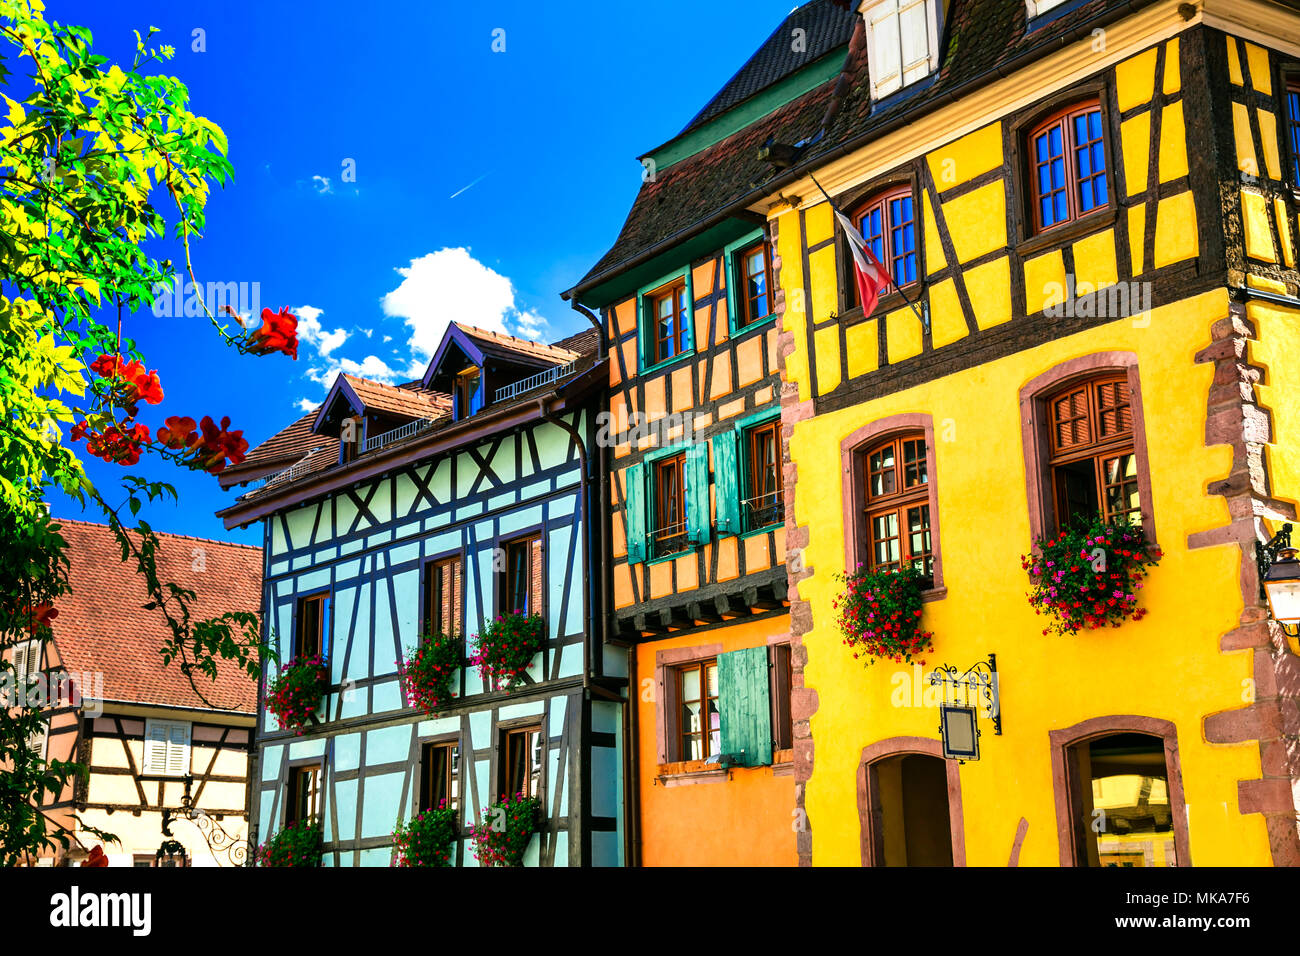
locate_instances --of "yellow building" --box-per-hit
[747,0,1298,865]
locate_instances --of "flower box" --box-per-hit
[257,819,322,867]
[832,563,933,666]
[392,803,458,867]
[470,613,544,693]
[469,792,541,867]
[397,631,462,716]
[265,654,329,735]
[1022,519,1162,636]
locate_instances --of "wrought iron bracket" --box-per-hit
[929,653,1001,736]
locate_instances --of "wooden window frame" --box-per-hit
[422,553,463,638]
[671,657,721,764]
[649,279,689,366]
[841,413,946,599]
[1026,98,1110,235]
[498,722,544,802]
[1284,73,1300,188]
[848,185,919,308]
[637,268,695,373]
[653,643,723,774]
[736,239,773,329]
[1020,353,1156,547]
[418,737,461,813]
[833,173,922,321]
[742,419,784,534]
[499,532,544,619]
[1048,716,1191,867]
[293,590,330,662]
[770,642,794,757]
[284,761,323,827]
[1044,374,1140,533]
[858,431,933,577]
[651,451,691,559]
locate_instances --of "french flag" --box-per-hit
[834,208,892,316]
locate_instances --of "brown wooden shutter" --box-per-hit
[529,535,543,617]
[1052,387,1091,450]
[1095,380,1132,438]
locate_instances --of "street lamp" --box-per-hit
[1258,524,1300,638]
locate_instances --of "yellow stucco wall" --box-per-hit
[784,289,1271,865]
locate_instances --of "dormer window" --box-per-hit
[862,0,944,100]
[454,367,483,421]
[1025,0,1070,19]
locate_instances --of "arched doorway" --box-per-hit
[1050,716,1190,867]
[857,737,965,866]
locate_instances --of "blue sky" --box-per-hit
[45,0,804,545]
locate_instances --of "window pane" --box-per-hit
[902,438,927,487]
[1055,458,1101,529]
[869,445,897,496]
[681,666,701,702]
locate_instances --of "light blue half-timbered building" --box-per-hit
[217,323,626,866]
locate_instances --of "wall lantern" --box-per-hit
[1257,524,1300,638]
[929,654,1001,763]
[154,839,187,868]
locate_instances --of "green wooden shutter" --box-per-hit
[718,646,773,767]
[713,430,741,536]
[686,443,711,544]
[625,462,646,565]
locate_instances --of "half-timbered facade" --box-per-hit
[560,4,858,867]
[218,324,624,866]
[16,520,259,866]
[753,0,1299,866]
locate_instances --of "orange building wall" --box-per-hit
[635,615,796,867]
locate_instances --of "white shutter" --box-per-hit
[899,0,931,86]
[869,0,902,99]
[143,719,191,775]
[166,722,191,775]
[12,639,39,680]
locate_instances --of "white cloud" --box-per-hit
[311,175,332,195]
[294,304,349,358]
[379,248,549,358]
[297,397,319,414]
[290,250,553,405]
[306,354,407,389]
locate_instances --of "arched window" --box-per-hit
[1045,374,1139,532]
[1029,99,1108,232]
[861,431,931,576]
[848,185,917,308]
[842,414,945,594]
[1020,354,1155,545]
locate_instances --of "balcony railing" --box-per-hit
[362,418,435,454]
[493,361,577,404]
[651,522,692,560]
[262,451,324,490]
[742,489,784,533]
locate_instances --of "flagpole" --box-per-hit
[807,172,929,335]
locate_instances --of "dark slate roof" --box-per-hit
[573,0,1141,299]
[674,0,858,138]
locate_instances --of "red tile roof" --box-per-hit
[50,519,261,714]
[455,323,585,366]
[342,375,450,420]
